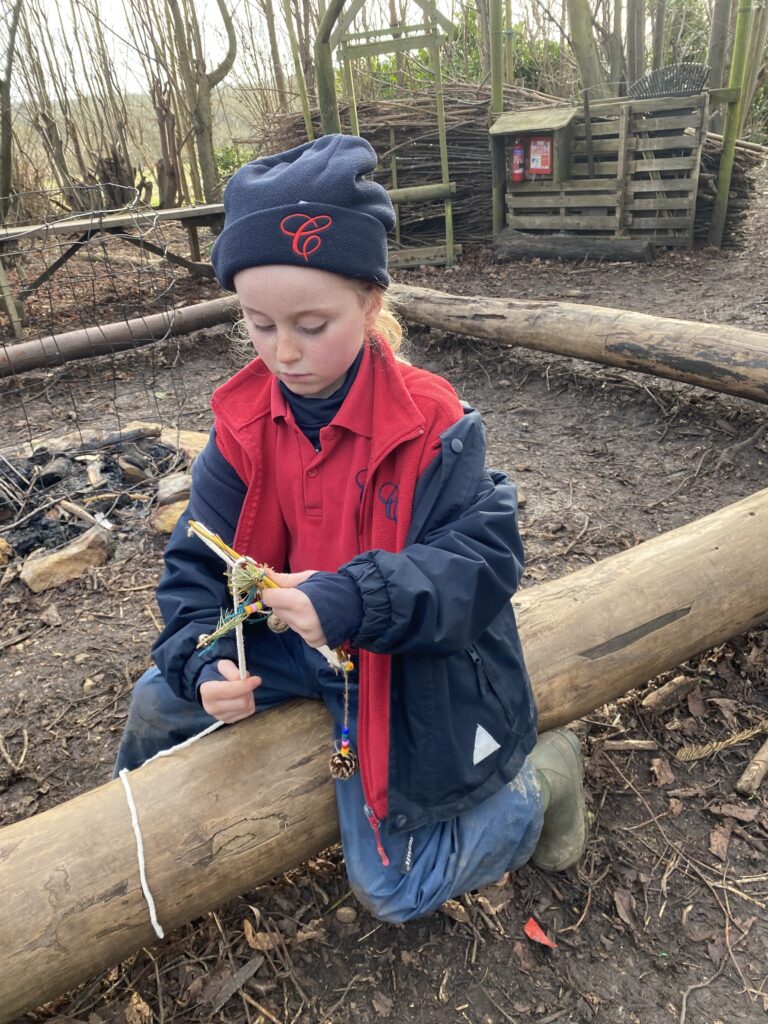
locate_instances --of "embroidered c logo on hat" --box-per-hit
[280,213,333,260]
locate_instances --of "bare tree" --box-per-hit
[566,0,609,94]
[166,0,237,202]
[626,0,646,85]
[0,0,23,219]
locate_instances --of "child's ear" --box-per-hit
[363,287,384,328]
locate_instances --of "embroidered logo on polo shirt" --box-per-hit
[377,482,399,522]
[280,212,333,260]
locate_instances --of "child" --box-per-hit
[116,134,587,922]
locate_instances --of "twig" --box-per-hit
[735,737,768,797]
[712,425,765,475]
[0,729,29,771]
[678,958,727,1024]
[562,515,589,556]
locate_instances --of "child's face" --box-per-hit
[235,265,383,399]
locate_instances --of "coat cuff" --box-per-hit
[298,572,364,649]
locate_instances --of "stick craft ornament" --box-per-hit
[186,520,358,780]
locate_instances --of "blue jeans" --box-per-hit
[116,636,544,923]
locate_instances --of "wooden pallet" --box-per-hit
[505,93,708,247]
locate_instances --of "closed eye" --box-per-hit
[300,323,327,336]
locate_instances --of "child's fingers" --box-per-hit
[263,568,316,588]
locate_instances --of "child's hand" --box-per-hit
[199,659,261,723]
[261,569,327,648]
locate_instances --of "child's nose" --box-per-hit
[276,331,302,363]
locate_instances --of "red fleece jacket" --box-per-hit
[211,339,463,820]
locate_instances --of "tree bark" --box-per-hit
[707,0,734,132]
[476,0,493,82]
[166,0,237,202]
[387,282,768,405]
[566,0,608,96]
[651,0,666,70]
[261,0,289,110]
[626,0,646,85]
[0,0,23,221]
[2,485,768,1021]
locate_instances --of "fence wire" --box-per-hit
[0,185,228,564]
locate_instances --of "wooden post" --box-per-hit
[709,0,754,247]
[2,487,768,1021]
[490,0,506,236]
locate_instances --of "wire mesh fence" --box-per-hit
[0,185,230,570]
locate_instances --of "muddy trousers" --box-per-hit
[115,635,544,924]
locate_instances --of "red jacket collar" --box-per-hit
[211,337,427,463]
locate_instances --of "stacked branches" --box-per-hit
[245,84,561,244]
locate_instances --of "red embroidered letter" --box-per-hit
[280,213,333,260]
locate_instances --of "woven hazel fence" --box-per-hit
[245,84,761,246]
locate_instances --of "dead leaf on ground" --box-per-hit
[511,939,537,975]
[709,822,733,861]
[710,698,739,729]
[650,756,675,786]
[39,602,63,626]
[613,888,637,928]
[123,992,152,1024]
[710,803,760,823]
[687,687,707,718]
[668,797,684,817]
[372,990,394,1017]
[440,898,470,924]
[243,917,278,951]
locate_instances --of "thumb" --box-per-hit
[217,659,261,688]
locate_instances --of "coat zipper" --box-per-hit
[468,645,489,696]
[356,424,424,870]
[364,804,390,866]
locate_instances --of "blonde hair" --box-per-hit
[356,282,404,353]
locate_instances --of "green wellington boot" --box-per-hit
[529,728,588,872]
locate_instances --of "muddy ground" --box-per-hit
[1,174,768,1024]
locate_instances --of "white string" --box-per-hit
[232,557,249,680]
[118,720,225,939]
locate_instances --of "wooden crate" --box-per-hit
[505,93,708,248]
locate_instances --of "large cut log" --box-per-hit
[494,227,655,263]
[388,283,768,406]
[2,487,768,1021]
[0,295,238,377]
[5,287,768,412]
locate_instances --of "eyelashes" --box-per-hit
[249,322,327,336]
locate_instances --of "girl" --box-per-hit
[116,134,587,922]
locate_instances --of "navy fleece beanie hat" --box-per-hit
[211,134,395,292]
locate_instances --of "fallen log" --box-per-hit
[0,295,238,377]
[494,227,655,263]
[5,287,768,411]
[2,486,768,1021]
[388,283,768,406]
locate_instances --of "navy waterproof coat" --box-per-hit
[152,408,538,835]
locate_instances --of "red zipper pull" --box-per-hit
[364,805,390,866]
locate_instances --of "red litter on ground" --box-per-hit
[524,916,558,948]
